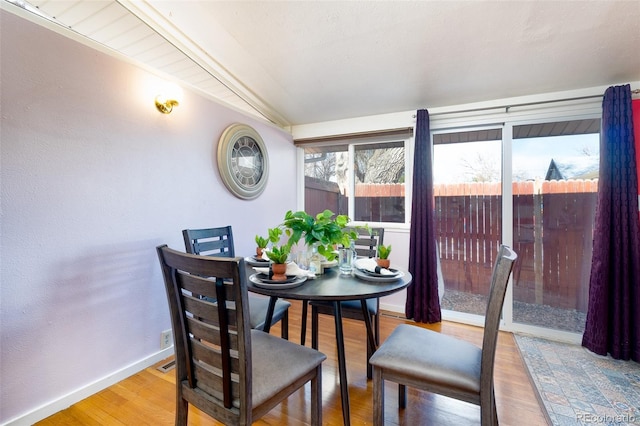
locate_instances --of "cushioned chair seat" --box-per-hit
[369,324,481,395]
[250,330,327,407]
[249,295,291,331]
[202,293,290,332]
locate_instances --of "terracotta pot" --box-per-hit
[256,247,264,258]
[376,258,391,269]
[271,263,287,281]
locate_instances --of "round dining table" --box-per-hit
[245,264,412,426]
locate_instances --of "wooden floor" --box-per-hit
[37,301,548,425]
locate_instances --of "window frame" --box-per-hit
[297,135,414,229]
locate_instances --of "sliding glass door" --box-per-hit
[433,119,600,336]
[433,127,503,317]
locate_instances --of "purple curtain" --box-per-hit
[405,109,441,323]
[582,84,640,361]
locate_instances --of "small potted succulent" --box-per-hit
[255,227,283,259]
[254,234,269,258]
[376,244,392,269]
[265,244,291,281]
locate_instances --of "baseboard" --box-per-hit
[379,301,405,316]
[1,347,175,426]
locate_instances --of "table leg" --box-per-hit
[333,301,350,426]
[262,296,277,334]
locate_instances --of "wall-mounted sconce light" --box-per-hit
[155,95,179,114]
[154,82,183,114]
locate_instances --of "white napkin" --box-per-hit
[253,262,316,279]
[354,258,396,275]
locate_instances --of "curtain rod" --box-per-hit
[293,127,414,145]
[421,89,640,118]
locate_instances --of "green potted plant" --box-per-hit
[265,244,291,281]
[254,234,269,258]
[255,227,283,258]
[376,244,392,269]
[282,209,356,262]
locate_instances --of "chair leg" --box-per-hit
[176,394,188,426]
[281,310,289,340]
[311,365,322,426]
[492,398,498,426]
[367,341,373,379]
[482,387,498,426]
[374,311,380,346]
[311,305,319,349]
[398,384,406,409]
[301,300,308,345]
[373,368,385,426]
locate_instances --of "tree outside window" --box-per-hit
[304,141,406,223]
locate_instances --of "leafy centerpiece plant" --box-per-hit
[256,210,358,278]
[281,209,357,262]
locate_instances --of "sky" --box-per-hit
[433,134,600,183]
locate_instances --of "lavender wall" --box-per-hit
[0,9,297,424]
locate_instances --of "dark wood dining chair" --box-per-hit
[308,227,385,379]
[183,226,291,339]
[369,244,517,426]
[156,245,326,426]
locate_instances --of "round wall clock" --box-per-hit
[217,123,269,200]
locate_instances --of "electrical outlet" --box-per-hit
[160,329,173,350]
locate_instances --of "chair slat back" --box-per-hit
[156,245,251,421]
[183,226,235,258]
[346,227,385,258]
[480,245,517,388]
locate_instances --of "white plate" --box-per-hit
[360,268,401,278]
[244,256,270,266]
[249,273,307,289]
[253,273,299,284]
[354,268,404,282]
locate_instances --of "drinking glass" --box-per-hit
[338,248,354,275]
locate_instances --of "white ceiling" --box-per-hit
[8,0,640,128]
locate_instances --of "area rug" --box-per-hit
[514,334,640,425]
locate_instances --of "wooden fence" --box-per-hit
[435,180,598,312]
[306,177,598,312]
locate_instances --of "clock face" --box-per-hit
[231,136,264,188]
[217,124,269,199]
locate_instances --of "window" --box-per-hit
[303,140,407,224]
